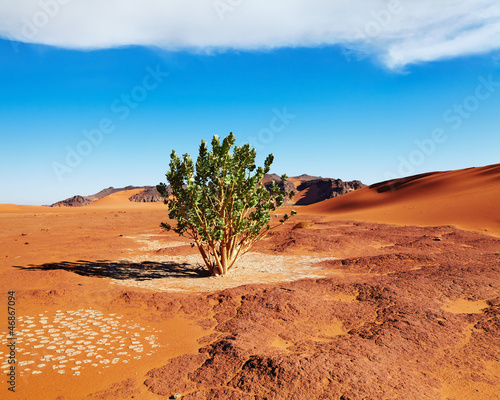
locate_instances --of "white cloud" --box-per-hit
[0,0,499,68]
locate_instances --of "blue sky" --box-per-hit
[0,1,499,205]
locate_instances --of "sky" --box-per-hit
[0,1,499,205]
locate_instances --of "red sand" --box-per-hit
[0,164,499,399]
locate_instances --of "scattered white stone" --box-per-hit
[6,309,161,377]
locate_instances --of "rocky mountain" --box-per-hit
[51,195,93,207]
[293,173,322,181]
[128,186,164,203]
[50,175,366,207]
[263,175,365,205]
[263,179,297,205]
[295,178,366,205]
[51,186,148,207]
[261,173,282,183]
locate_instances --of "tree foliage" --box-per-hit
[157,132,296,276]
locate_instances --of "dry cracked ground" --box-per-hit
[1,215,499,400]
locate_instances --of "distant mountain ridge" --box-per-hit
[50,175,366,207]
[51,185,149,207]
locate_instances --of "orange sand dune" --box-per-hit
[303,163,500,236]
[87,188,163,208]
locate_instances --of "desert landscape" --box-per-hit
[1,163,499,399]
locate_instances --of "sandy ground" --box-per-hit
[0,164,499,399]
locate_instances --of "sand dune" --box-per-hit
[87,188,152,208]
[303,163,500,236]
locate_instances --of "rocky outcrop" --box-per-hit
[295,178,365,205]
[262,173,282,183]
[264,179,296,201]
[129,187,164,203]
[293,173,322,181]
[51,195,93,207]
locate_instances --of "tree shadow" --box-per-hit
[13,260,211,280]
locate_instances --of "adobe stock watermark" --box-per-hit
[11,0,72,54]
[341,0,403,63]
[51,64,169,182]
[213,0,244,22]
[244,107,296,152]
[384,73,500,181]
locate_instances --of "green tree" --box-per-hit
[157,132,296,276]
